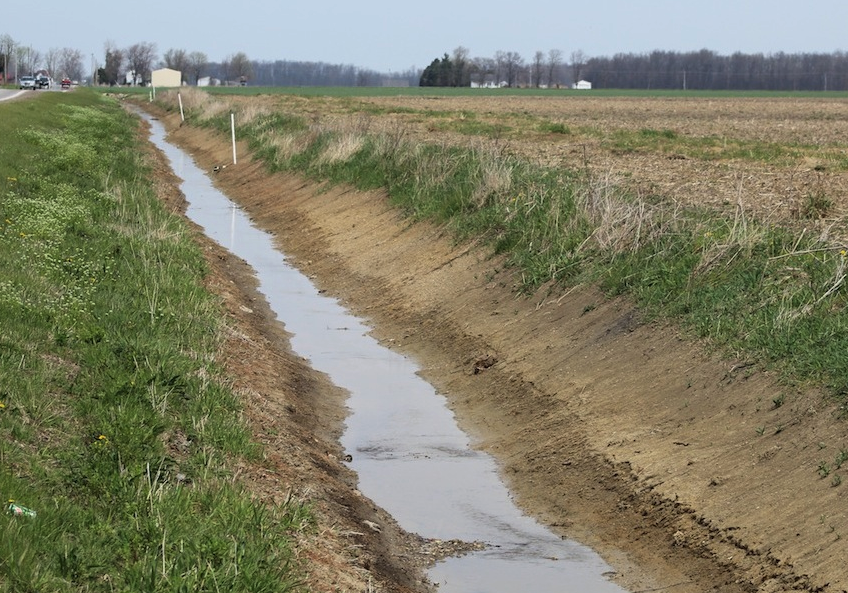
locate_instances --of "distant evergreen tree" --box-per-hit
[419,53,461,87]
[419,57,441,86]
[438,53,454,85]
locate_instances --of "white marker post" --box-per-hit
[230,113,237,165]
[178,93,184,122]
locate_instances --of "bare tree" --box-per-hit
[187,51,208,85]
[58,48,84,81]
[44,48,61,79]
[546,49,563,88]
[501,51,524,87]
[0,34,15,83]
[14,45,41,76]
[531,50,544,87]
[452,45,471,86]
[125,41,157,85]
[223,51,251,84]
[494,50,506,85]
[102,41,123,85]
[471,56,495,86]
[570,49,587,85]
[162,48,189,82]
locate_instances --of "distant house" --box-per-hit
[471,78,508,89]
[151,68,182,88]
[572,79,592,90]
[125,70,143,86]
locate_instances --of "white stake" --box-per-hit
[178,93,184,122]
[230,113,237,165]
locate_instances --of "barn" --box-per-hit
[151,68,182,88]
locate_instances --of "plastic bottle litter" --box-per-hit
[7,502,36,518]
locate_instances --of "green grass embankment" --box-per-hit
[0,90,308,592]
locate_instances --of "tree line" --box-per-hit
[0,32,413,88]
[582,49,848,91]
[421,47,848,91]
[239,61,418,87]
[99,42,254,87]
[420,47,589,88]
[7,31,848,91]
[0,34,87,82]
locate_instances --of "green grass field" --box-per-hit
[0,90,309,592]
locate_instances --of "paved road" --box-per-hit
[0,88,32,101]
[0,85,69,101]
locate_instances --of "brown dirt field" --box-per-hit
[138,95,848,593]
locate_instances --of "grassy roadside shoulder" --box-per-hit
[156,88,848,404]
[0,90,309,592]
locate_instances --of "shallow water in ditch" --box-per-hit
[142,112,628,593]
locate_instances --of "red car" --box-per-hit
[60,78,71,89]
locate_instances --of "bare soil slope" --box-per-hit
[145,102,848,593]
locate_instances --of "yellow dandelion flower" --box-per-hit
[0,402,5,409]
[841,249,846,257]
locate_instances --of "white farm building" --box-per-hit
[151,68,182,88]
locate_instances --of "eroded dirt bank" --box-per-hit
[144,104,848,593]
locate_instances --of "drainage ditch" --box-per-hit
[142,112,627,593]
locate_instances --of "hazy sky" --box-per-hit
[7,0,848,73]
